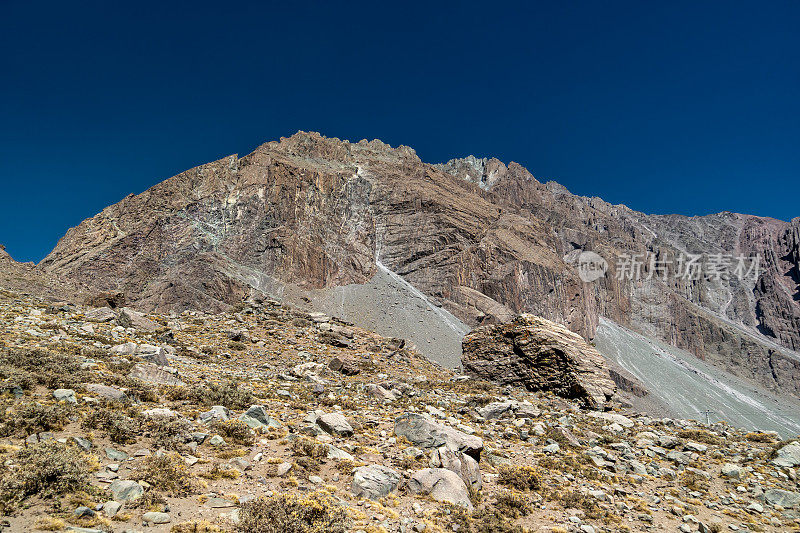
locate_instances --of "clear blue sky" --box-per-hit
[1,1,798,262]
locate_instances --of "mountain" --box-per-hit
[34,132,800,398]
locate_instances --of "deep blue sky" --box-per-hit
[1,1,798,262]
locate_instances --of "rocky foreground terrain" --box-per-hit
[0,287,799,532]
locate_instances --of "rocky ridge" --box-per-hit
[30,132,800,399]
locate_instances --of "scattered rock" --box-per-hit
[409,468,473,510]
[351,464,401,499]
[53,388,77,403]
[317,412,354,437]
[109,480,143,502]
[394,412,483,461]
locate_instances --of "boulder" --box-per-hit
[111,343,171,365]
[477,400,516,420]
[430,446,482,490]
[351,465,401,499]
[764,488,800,508]
[109,480,143,502]
[395,412,483,461]
[720,463,741,480]
[142,511,171,524]
[329,356,360,376]
[240,405,281,430]
[128,363,184,386]
[85,383,126,401]
[84,307,116,322]
[317,412,354,437]
[135,344,169,366]
[409,468,473,510]
[772,441,800,468]
[462,314,617,409]
[117,307,159,332]
[102,500,122,518]
[53,389,77,404]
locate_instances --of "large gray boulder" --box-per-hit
[117,307,159,332]
[128,363,184,386]
[462,314,617,409]
[764,488,800,508]
[409,468,473,510]
[109,480,143,502]
[394,413,483,461]
[317,412,354,437]
[351,465,400,499]
[772,441,800,468]
[430,445,482,491]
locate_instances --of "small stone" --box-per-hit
[142,511,171,524]
[73,506,95,518]
[109,480,144,502]
[102,500,122,518]
[53,388,77,403]
[277,462,293,476]
[105,447,128,461]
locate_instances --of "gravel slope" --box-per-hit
[596,317,800,438]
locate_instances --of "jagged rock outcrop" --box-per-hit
[31,132,800,397]
[461,314,617,409]
[0,244,80,301]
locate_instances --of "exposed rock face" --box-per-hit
[33,132,800,396]
[462,315,617,409]
[0,243,80,301]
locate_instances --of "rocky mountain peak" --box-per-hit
[28,133,800,403]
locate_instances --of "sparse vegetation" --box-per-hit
[131,453,199,496]
[0,347,89,389]
[0,399,73,436]
[497,464,540,491]
[82,406,141,444]
[0,441,90,512]
[236,491,348,533]
[210,419,255,446]
[196,380,255,409]
[145,416,193,451]
[494,489,532,518]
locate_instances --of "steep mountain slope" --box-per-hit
[595,317,800,437]
[0,244,79,301]
[37,132,800,398]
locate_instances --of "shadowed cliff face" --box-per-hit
[36,132,800,395]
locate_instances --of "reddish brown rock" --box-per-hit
[462,314,617,409]
[28,132,800,397]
